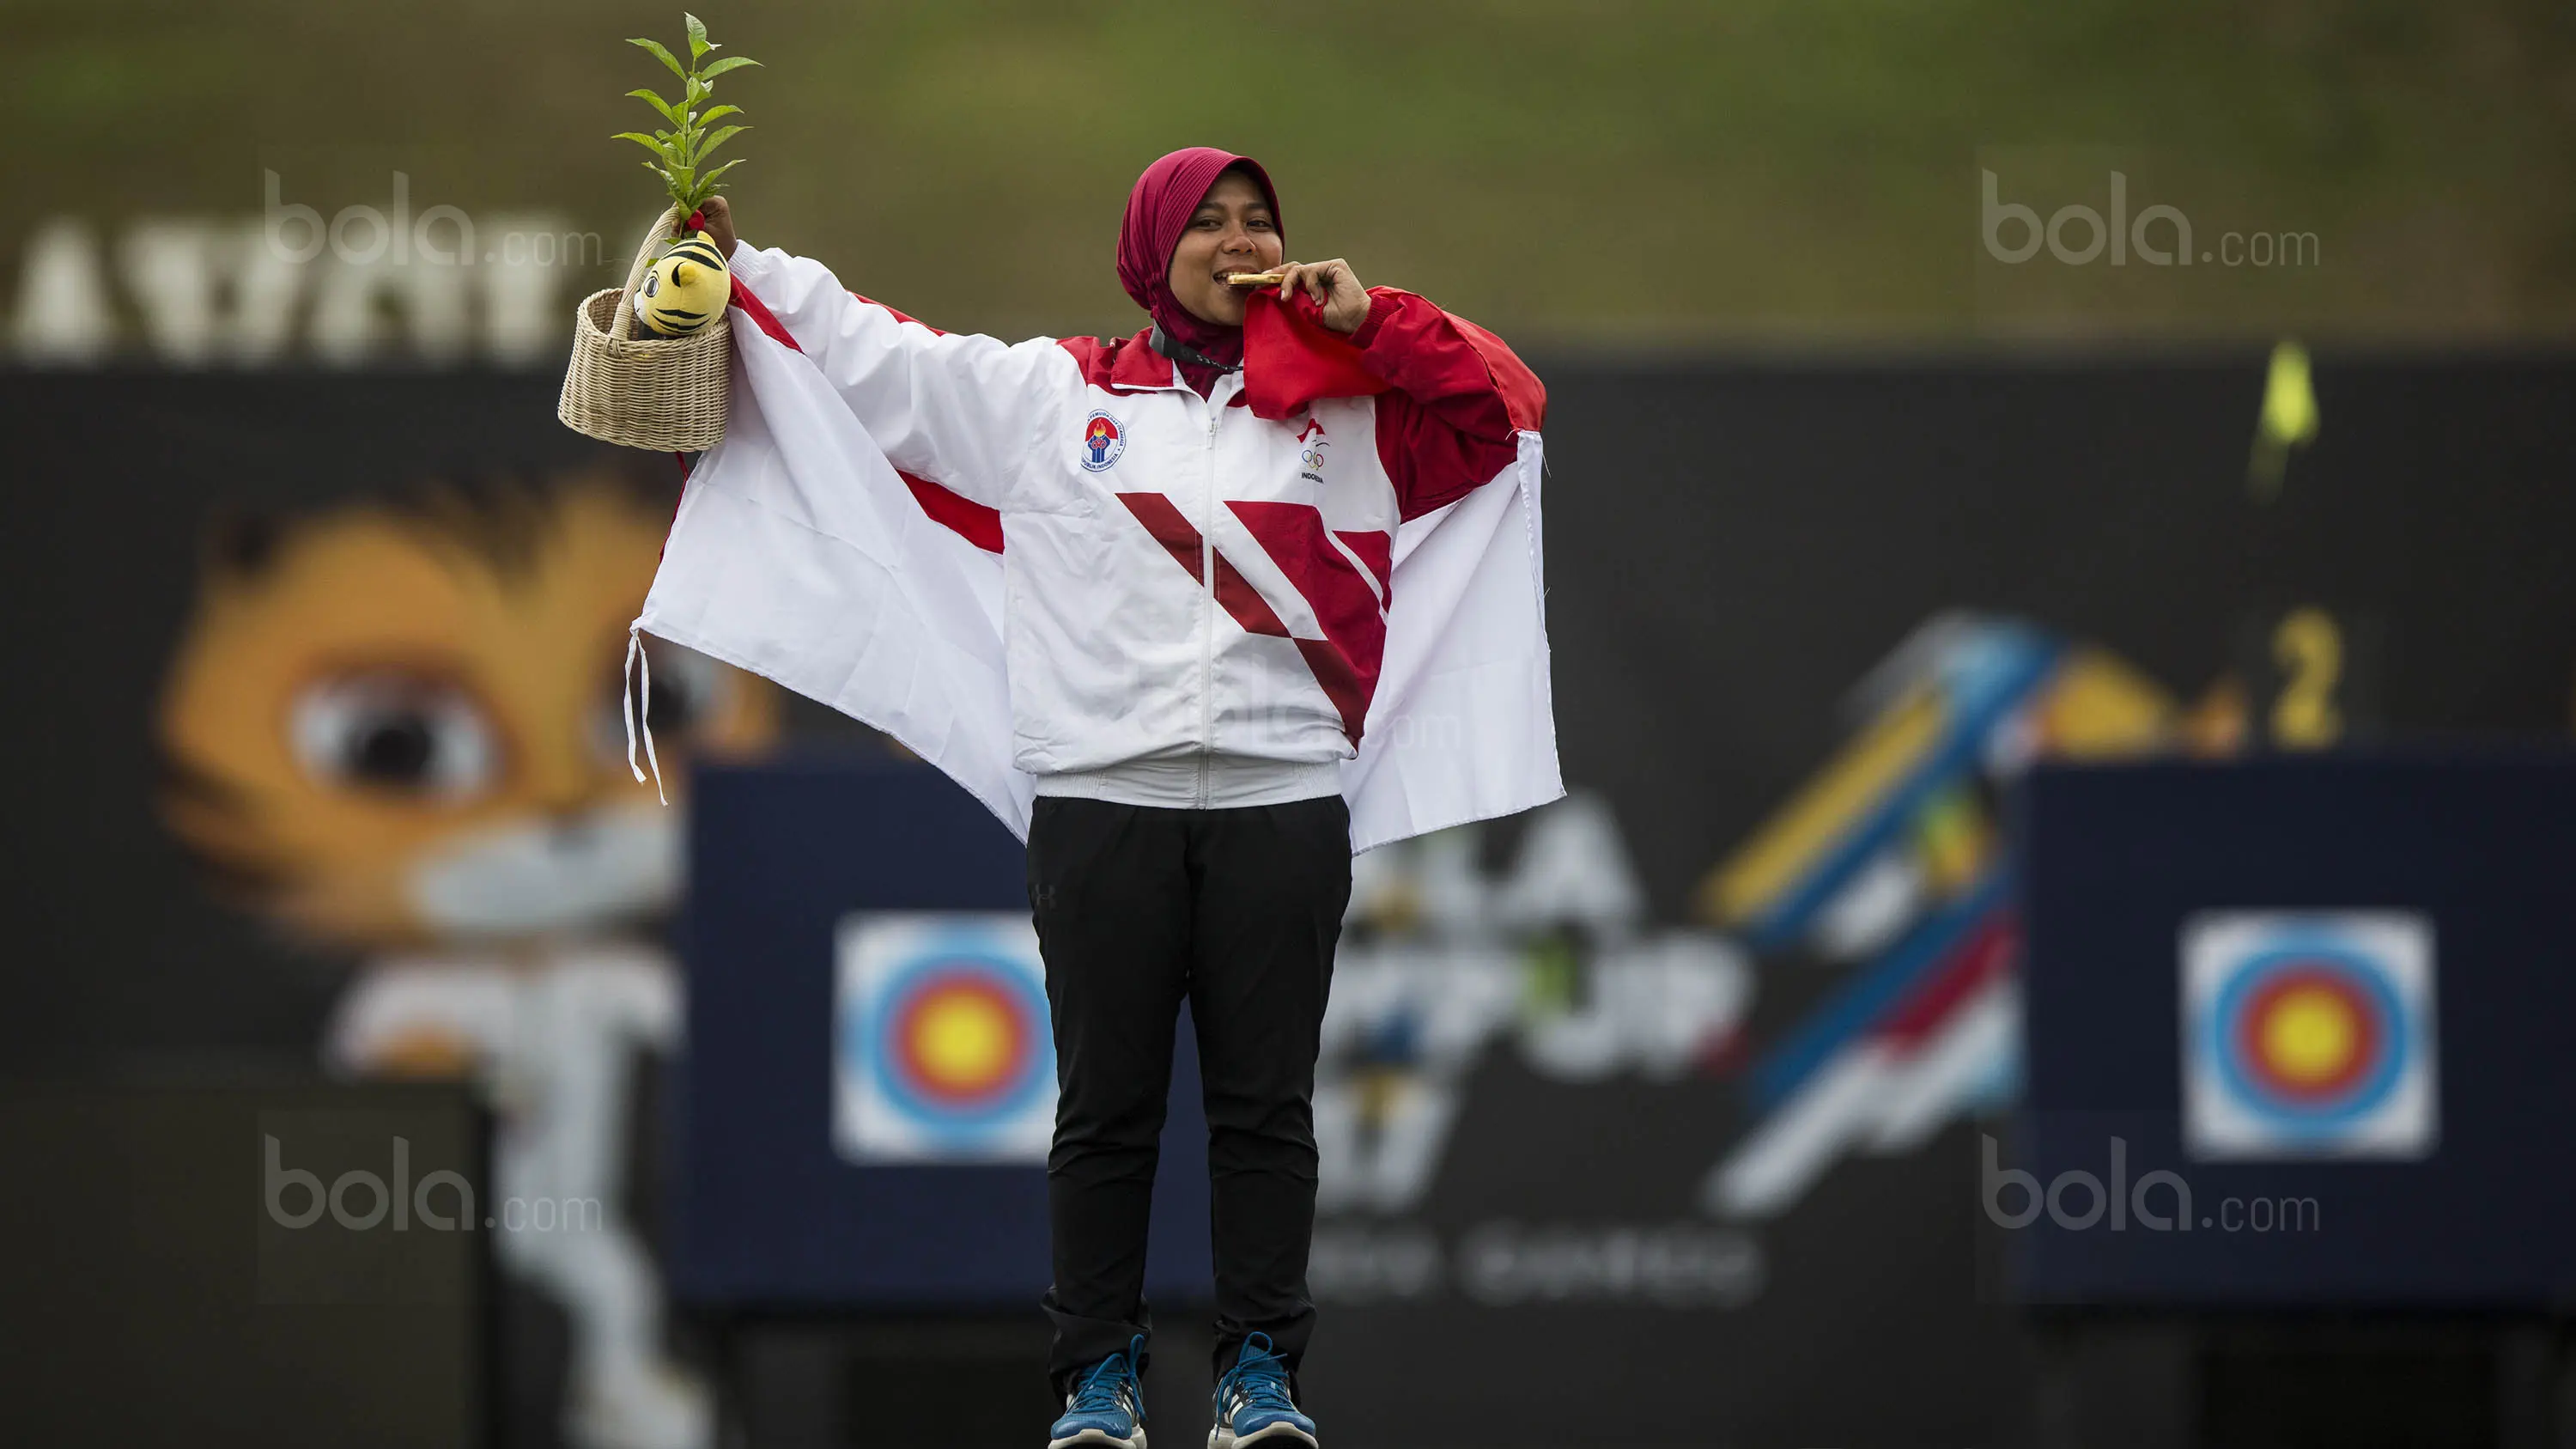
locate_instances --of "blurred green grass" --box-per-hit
[14,0,2575,341]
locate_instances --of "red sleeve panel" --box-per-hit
[1349,289,1546,521]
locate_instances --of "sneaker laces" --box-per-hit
[1219,1332,1297,1416]
[1069,1336,1145,1418]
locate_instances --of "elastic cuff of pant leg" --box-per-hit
[1046,1301,1155,1394]
[1214,1338,1304,1368]
[1051,1348,1154,1400]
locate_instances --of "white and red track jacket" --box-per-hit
[721,240,1547,809]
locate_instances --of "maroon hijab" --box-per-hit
[1116,147,1282,394]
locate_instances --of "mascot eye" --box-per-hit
[291,673,501,801]
[593,642,727,763]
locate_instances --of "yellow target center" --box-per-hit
[914,991,1013,1092]
[2260,986,2358,1084]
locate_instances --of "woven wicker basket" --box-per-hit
[557,206,731,451]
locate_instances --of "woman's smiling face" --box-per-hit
[1165,169,1285,328]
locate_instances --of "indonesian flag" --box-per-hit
[628,278,1562,854]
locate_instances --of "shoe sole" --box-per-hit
[1206,1426,1316,1449]
[1052,1430,1145,1449]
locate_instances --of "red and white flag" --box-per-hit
[628,273,1561,853]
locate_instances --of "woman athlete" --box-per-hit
[696,144,1538,1449]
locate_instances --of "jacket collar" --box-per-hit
[1150,323,1241,375]
[1103,328,1206,396]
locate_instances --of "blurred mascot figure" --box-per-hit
[156,466,779,1449]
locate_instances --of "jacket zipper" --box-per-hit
[1197,404,1219,807]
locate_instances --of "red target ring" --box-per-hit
[887,971,1030,1111]
[2231,962,2384,1105]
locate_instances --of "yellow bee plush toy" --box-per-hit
[632,232,731,338]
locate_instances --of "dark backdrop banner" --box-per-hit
[7,353,2574,1447]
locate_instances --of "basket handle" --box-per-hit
[610,204,686,342]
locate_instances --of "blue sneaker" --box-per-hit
[1207,1333,1315,1449]
[1050,1335,1148,1449]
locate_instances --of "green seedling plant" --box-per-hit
[615,14,759,228]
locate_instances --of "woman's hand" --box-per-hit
[693,195,738,258]
[1274,259,1369,334]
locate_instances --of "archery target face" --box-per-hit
[834,912,1056,1164]
[2181,911,2437,1161]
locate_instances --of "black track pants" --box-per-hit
[1028,793,1351,1394]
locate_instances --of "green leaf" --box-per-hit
[626,88,682,125]
[694,105,741,126]
[685,75,708,106]
[697,158,745,187]
[611,131,671,161]
[698,55,761,81]
[627,36,688,81]
[684,13,710,59]
[695,125,748,163]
